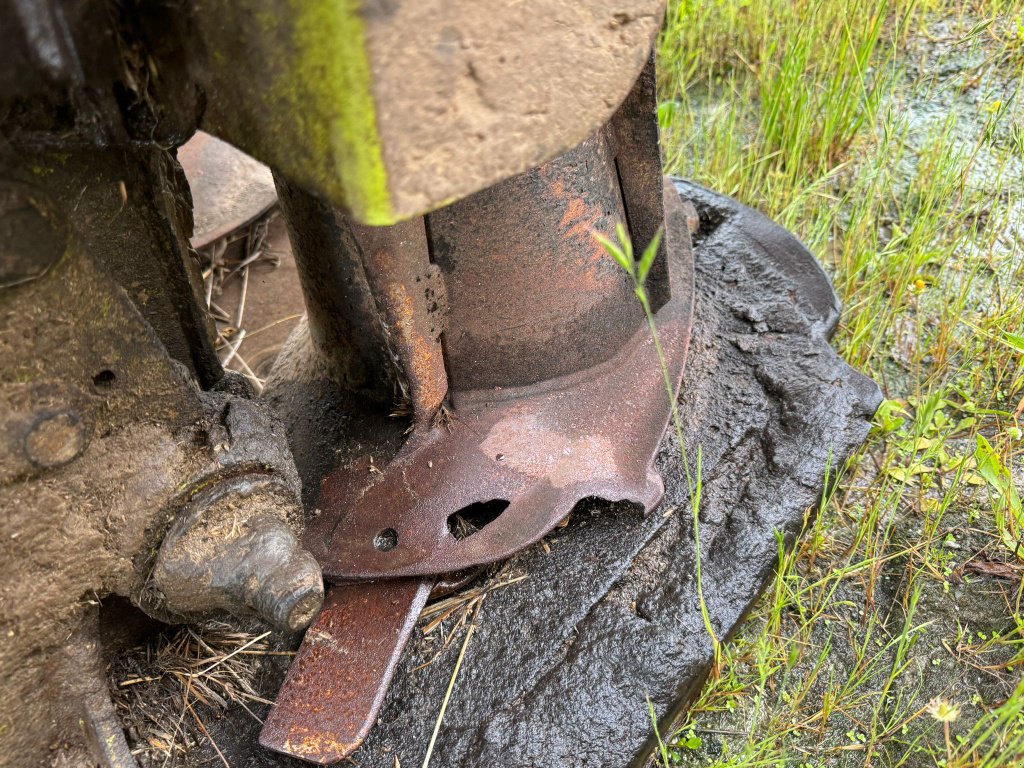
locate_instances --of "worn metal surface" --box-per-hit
[306,222,692,579]
[608,55,671,310]
[426,128,642,391]
[259,579,433,764]
[152,471,324,632]
[0,143,222,387]
[0,182,65,288]
[178,131,278,249]
[274,176,402,402]
[256,68,691,758]
[355,218,449,427]
[0,193,186,764]
[63,618,140,768]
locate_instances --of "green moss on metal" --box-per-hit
[284,0,393,224]
[199,0,395,223]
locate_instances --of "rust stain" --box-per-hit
[558,196,586,229]
[385,283,447,419]
[353,217,449,430]
[558,197,604,247]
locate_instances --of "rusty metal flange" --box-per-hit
[305,199,693,580]
[259,182,694,764]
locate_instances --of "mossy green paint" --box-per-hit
[202,0,394,224]
[285,0,393,224]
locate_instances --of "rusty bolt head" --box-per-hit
[276,584,324,632]
[24,411,88,468]
[0,185,67,289]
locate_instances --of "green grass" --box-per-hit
[655,1,1024,766]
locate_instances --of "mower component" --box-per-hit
[259,579,433,764]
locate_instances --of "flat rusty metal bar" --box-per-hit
[354,218,449,428]
[259,579,433,764]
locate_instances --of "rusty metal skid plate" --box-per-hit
[306,237,693,580]
[260,579,432,763]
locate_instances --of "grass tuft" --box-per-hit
[656,0,1024,765]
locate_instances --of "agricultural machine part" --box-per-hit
[187,0,664,224]
[255,60,694,764]
[152,474,325,632]
[260,579,434,763]
[0,168,323,765]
